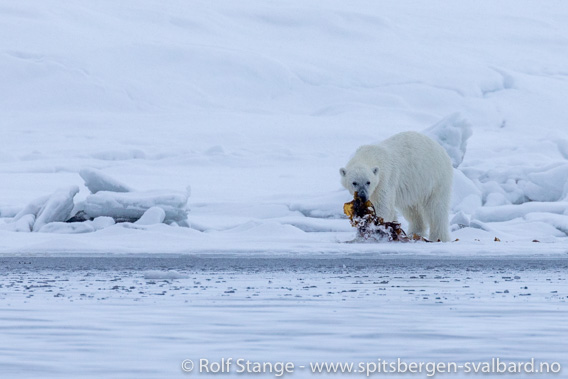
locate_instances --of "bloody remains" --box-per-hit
[343,192,429,242]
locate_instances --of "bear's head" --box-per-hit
[339,165,379,203]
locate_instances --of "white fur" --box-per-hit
[340,131,453,242]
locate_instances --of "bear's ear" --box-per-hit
[339,168,347,177]
[373,167,379,175]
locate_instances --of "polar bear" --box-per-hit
[340,131,453,242]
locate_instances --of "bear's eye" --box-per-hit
[352,182,357,186]
[366,181,370,186]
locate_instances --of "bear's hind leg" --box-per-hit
[402,205,426,238]
[425,190,451,242]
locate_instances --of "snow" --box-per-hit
[38,221,96,234]
[451,169,483,215]
[423,113,472,168]
[0,214,35,233]
[1,1,568,375]
[0,0,566,252]
[36,216,116,234]
[475,202,568,223]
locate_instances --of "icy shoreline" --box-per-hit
[1,244,567,259]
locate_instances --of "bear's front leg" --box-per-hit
[372,190,397,222]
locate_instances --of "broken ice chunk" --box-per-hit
[33,186,80,232]
[135,206,166,225]
[12,195,49,222]
[77,190,188,224]
[143,270,188,280]
[92,216,116,230]
[79,168,133,194]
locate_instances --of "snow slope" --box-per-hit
[1,0,568,255]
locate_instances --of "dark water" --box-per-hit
[0,256,567,378]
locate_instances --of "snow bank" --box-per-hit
[525,213,568,235]
[451,169,482,215]
[0,205,20,218]
[474,202,568,223]
[423,113,472,168]
[38,221,96,234]
[465,162,568,207]
[522,164,568,202]
[288,191,347,219]
[1,1,568,252]
[558,139,568,160]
